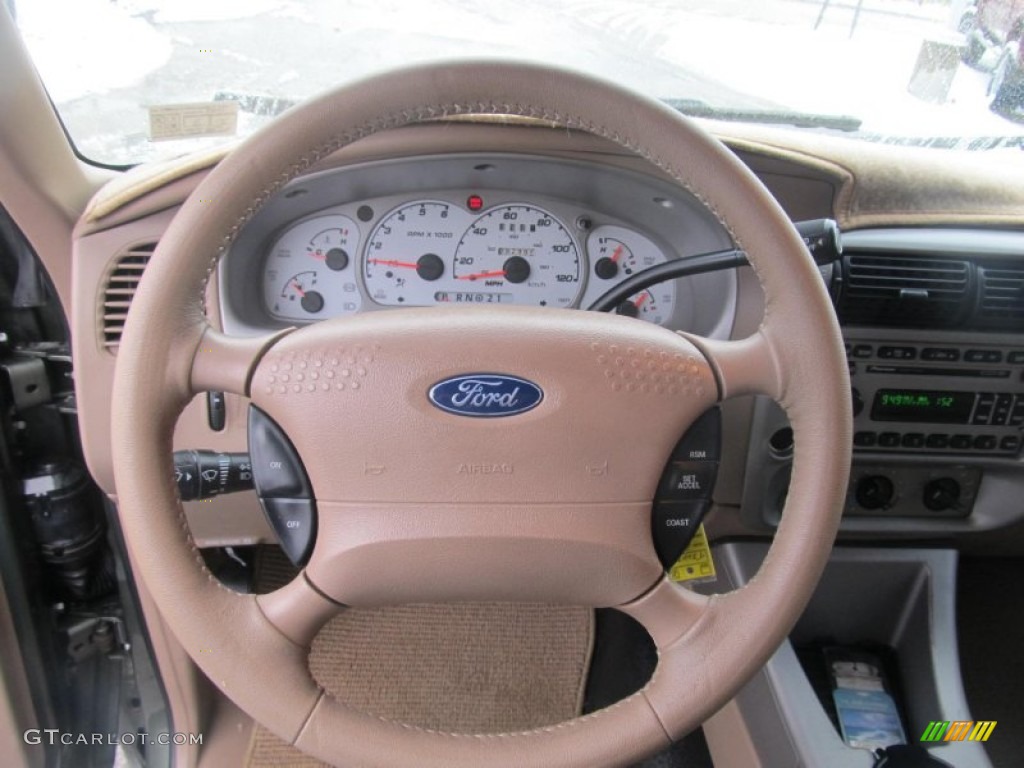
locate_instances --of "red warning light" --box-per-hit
[467,194,484,212]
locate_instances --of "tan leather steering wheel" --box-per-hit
[111,61,851,767]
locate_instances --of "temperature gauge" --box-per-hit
[263,214,362,321]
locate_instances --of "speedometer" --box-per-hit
[451,204,581,307]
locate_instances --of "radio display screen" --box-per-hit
[871,389,975,424]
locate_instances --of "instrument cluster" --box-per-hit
[262,193,677,326]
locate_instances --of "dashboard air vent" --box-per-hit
[838,253,971,328]
[977,263,1024,329]
[102,243,155,352]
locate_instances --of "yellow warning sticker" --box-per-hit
[668,524,717,584]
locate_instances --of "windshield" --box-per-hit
[12,0,1024,165]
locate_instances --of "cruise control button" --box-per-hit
[659,461,718,501]
[670,407,721,462]
[248,406,312,498]
[259,497,317,566]
[651,500,710,570]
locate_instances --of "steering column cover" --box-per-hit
[111,60,851,767]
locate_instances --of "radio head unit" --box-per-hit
[849,343,1023,456]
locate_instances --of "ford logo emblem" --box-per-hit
[428,374,543,418]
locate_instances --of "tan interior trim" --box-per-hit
[76,114,1024,241]
[711,120,1024,231]
[82,144,238,225]
[703,699,763,768]
[0,9,113,314]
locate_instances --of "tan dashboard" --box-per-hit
[70,120,1024,548]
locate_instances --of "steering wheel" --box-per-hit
[111,61,851,767]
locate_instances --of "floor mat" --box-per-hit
[246,552,594,766]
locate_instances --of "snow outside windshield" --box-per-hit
[12,0,1024,165]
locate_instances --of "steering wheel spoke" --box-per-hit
[190,327,293,397]
[681,330,783,402]
[617,577,711,650]
[256,571,343,647]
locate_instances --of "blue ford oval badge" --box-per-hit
[428,374,543,418]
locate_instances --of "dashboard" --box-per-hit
[218,153,738,339]
[66,124,1024,555]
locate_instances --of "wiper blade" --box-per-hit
[663,98,862,133]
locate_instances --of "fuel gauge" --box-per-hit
[280,271,325,314]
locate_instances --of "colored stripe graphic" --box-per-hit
[920,720,997,742]
[944,721,973,741]
[968,721,997,742]
[920,721,949,742]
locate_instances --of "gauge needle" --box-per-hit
[290,280,306,297]
[633,292,648,309]
[610,245,624,263]
[368,258,419,269]
[457,270,507,281]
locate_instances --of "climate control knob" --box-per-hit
[922,478,961,512]
[855,475,895,511]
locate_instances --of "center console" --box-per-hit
[740,228,1024,533]
[702,544,991,768]
[717,228,1023,766]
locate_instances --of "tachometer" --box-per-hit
[263,215,361,321]
[364,201,465,306]
[452,204,581,307]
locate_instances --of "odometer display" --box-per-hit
[870,389,975,423]
[452,204,581,307]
